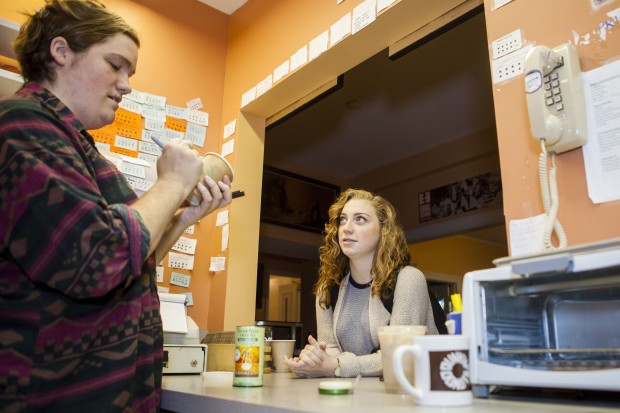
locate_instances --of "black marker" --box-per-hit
[232,190,245,199]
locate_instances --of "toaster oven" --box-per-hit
[462,237,620,396]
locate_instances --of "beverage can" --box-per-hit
[233,326,264,387]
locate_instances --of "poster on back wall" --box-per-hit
[418,171,502,223]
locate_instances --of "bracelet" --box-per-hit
[334,358,341,377]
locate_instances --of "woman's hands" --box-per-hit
[283,335,339,378]
[176,174,232,228]
[141,141,233,259]
[155,138,203,200]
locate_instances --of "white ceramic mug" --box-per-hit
[392,335,472,406]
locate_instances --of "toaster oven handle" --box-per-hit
[511,252,573,277]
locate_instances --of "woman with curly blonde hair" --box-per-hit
[284,189,438,378]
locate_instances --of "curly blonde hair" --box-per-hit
[315,188,411,309]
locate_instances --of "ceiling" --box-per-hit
[262,10,507,249]
[264,10,496,181]
[192,2,507,251]
[196,0,248,15]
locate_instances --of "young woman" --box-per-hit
[0,1,231,411]
[284,189,438,378]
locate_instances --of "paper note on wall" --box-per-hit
[290,45,308,72]
[377,0,396,13]
[209,256,226,272]
[256,74,273,98]
[330,13,351,47]
[352,0,376,35]
[582,59,620,203]
[241,87,257,107]
[309,30,328,61]
[186,97,203,111]
[170,272,191,288]
[274,60,290,83]
[185,122,206,148]
[216,210,229,227]
[509,214,546,257]
[223,119,237,139]
[493,0,515,10]
[168,252,195,270]
[172,236,198,255]
[221,223,229,251]
[222,139,235,157]
[187,110,209,126]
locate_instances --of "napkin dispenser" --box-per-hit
[159,292,207,374]
[163,343,207,374]
[162,316,207,374]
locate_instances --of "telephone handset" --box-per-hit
[523,43,588,251]
[524,43,587,153]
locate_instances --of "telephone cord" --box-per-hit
[538,140,568,250]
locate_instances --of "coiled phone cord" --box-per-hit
[539,139,568,250]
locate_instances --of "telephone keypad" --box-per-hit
[544,73,563,112]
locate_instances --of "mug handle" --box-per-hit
[392,344,423,399]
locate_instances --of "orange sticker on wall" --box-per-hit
[89,124,116,146]
[115,108,142,129]
[116,125,141,140]
[110,146,139,158]
[165,115,188,133]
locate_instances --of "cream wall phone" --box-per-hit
[523,43,588,250]
[524,43,587,153]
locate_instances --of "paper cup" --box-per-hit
[378,325,427,394]
[186,152,234,206]
[269,340,295,373]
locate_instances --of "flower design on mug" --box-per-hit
[439,351,470,390]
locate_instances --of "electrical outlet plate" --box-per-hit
[492,29,523,60]
[492,45,532,84]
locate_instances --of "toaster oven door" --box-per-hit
[478,265,620,371]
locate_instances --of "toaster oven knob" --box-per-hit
[190,359,198,367]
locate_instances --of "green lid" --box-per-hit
[318,380,353,395]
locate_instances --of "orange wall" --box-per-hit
[0,0,229,328]
[482,0,620,246]
[6,0,618,332]
[412,236,507,276]
[411,236,508,292]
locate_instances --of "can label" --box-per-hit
[233,326,264,387]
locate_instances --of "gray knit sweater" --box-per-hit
[315,266,438,378]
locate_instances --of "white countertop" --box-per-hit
[161,372,620,413]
